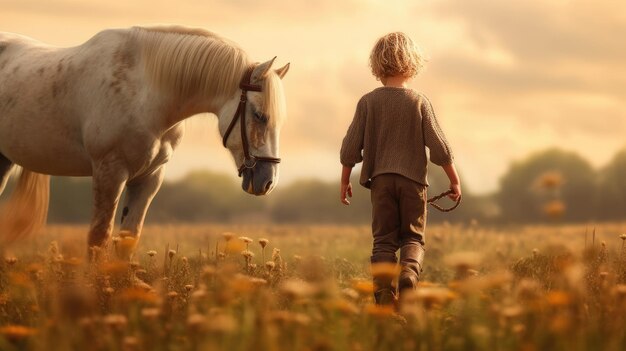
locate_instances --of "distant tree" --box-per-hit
[148,171,266,222]
[36,147,617,225]
[1,176,93,223]
[270,177,371,223]
[498,148,597,222]
[269,167,492,225]
[597,148,626,220]
[48,177,92,223]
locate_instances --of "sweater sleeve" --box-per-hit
[340,98,367,167]
[421,96,454,166]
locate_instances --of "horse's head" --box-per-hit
[218,57,289,196]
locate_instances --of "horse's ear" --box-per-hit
[251,57,277,84]
[275,63,290,79]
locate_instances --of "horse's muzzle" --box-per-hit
[241,162,278,196]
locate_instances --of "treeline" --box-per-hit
[497,148,626,222]
[2,147,625,224]
[38,167,491,225]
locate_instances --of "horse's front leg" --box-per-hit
[88,156,128,259]
[116,167,165,260]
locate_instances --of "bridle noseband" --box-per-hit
[222,66,281,177]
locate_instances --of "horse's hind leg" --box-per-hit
[0,153,15,196]
[116,167,164,260]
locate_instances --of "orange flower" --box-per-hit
[9,272,33,288]
[413,287,457,309]
[206,314,237,334]
[280,279,317,299]
[543,201,565,219]
[351,280,375,295]
[325,298,359,315]
[535,171,564,190]
[224,239,246,254]
[0,325,37,341]
[614,284,626,297]
[61,257,82,267]
[229,274,266,293]
[370,262,400,280]
[364,304,395,318]
[546,291,571,306]
[239,236,253,244]
[118,287,160,304]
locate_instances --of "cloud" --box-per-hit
[3,0,154,18]
[432,0,626,63]
[426,0,626,98]
[418,0,626,172]
[2,0,366,25]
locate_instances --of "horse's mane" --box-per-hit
[130,25,285,126]
[131,25,250,108]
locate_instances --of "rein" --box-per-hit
[427,189,461,212]
[222,65,281,177]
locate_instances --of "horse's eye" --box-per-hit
[253,111,268,124]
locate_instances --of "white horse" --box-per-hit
[0,25,289,257]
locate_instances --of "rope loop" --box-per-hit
[427,189,461,212]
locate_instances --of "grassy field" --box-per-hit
[2,222,626,351]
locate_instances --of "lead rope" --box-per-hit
[427,189,461,212]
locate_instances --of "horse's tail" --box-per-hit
[0,168,50,244]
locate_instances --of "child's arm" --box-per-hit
[442,163,462,201]
[421,97,454,168]
[339,98,366,206]
[340,166,353,205]
[421,96,460,200]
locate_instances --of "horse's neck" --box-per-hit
[132,28,248,131]
[159,90,232,130]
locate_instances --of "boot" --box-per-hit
[374,288,396,306]
[373,275,396,305]
[398,243,425,293]
[371,253,398,305]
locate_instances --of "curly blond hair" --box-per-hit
[369,32,425,80]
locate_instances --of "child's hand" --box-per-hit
[341,182,353,205]
[449,183,462,201]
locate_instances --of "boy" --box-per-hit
[340,32,461,305]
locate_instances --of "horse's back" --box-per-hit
[0,31,43,49]
[0,28,141,176]
[0,32,43,71]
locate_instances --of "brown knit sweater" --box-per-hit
[340,87,454,188]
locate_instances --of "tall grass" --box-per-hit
[1,223,626,351]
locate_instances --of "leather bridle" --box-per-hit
[222,65,281,177]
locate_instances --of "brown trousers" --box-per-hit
[370,173,426,302]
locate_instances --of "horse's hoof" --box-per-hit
[114,231,139,260]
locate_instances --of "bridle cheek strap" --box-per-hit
[222,66,281,177]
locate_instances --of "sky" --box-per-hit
[2,0,625,194]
